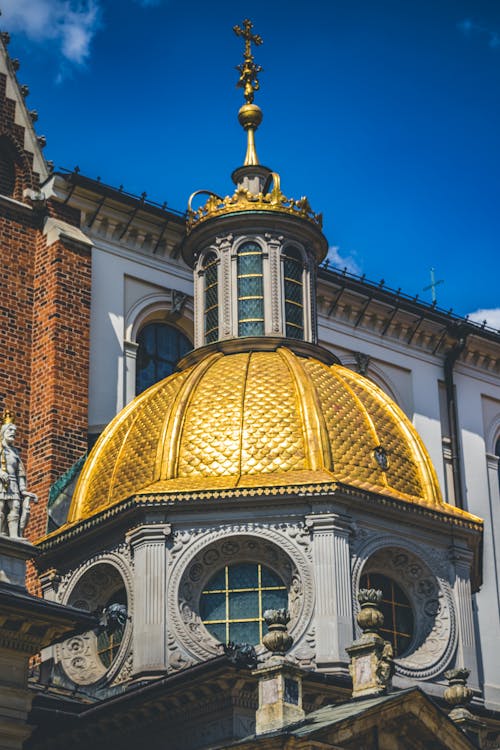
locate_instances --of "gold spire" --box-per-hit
[233,19,263,166]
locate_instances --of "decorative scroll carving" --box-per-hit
[56,552,133,686]
[351,540,456,680]
[167,524,314,667]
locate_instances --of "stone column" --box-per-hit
[127,524,170,677]
[306,512,352,670]
[449,541,479,690]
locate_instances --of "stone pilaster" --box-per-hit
[127,523,170,677]
[449,541,479,690]
[217,234,233,341]
[265,234,282,336]
[306,512,352,670]
[124,339,139,404]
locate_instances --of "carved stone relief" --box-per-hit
[55,553,133,686]
[351,539,456,680]
[167,524,314,667]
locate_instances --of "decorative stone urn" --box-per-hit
[356,589,385,634]
[444,668,473,711]
[262,609,293,656]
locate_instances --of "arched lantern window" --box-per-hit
[237,242,264,337]
[203,252,219,344]
[136,322,191,394]
[283,246,304,340]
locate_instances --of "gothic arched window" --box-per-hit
[283,246,304,340]
[203,252,219,344]
[360,572,414,657]
[200,563,287,645]
[237,242,264,337]
[136,322,191,394]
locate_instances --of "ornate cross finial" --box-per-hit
[234,18,263,104]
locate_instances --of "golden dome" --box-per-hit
[65,345,475,527]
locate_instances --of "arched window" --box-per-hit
[237,242,264,337]
[200,563,287,645]
[136,322,191,394]
[96,587,127,668]
[360,572,414,657]
[203,252,219,344]
[283,246,304,340]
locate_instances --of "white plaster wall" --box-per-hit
[88,243,192,432]
[456,373,500,709]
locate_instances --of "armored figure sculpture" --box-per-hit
[0,412,37,538]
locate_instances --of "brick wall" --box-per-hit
[0,66,92,589]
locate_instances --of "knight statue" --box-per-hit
[0,411,37,538]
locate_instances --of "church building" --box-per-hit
[0,17,499,750]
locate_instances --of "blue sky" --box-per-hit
[3,0,500,326]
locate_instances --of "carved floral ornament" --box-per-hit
[56,556,132,687]
[167,526,315,667]
[351,542,457,680]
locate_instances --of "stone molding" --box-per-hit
[351,535,457,680]
[43,216,93,250]
[55,549,133,686]
[167,524,314,669]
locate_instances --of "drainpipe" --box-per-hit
[444,333,467,509]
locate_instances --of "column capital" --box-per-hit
[448,541,474,568]
[305,511,352,534]
[126,523,172,549]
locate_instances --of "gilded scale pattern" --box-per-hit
[240,352,306,475]
[67,348,470,526]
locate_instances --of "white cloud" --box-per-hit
[458,18,500,50]
[326,246,362,276]
[1,0,100,65]
[468,308,500,330]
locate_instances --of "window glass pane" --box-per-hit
[230,621,260,644]
[261,568,283,587]
[204,568,226,591]
[283,247,304,340]
[204,252,219,344]
[201,563,287,646]
[229,563,258,589]
[360,572,414,657]
[262,589,288,611]
[200,592,226,622]
[136,323,191,395]
[238,243,264,337]
[96,588,127,668]
[230,591,259,619]
[207,622,226,642]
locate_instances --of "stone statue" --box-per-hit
[0,412,37,538]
